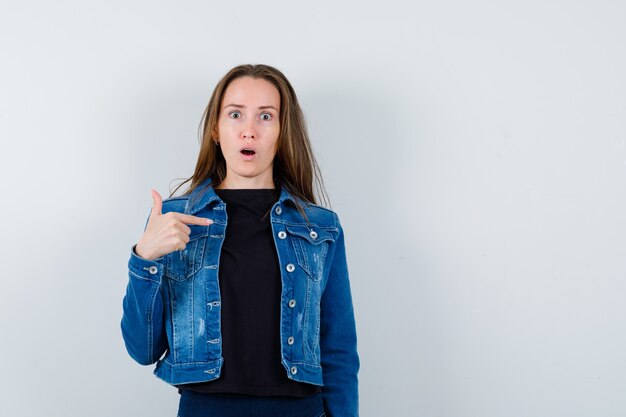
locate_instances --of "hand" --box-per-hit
[135,188,213,260]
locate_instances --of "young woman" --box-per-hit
[121,64,359,417]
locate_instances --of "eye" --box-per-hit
[229,111,241,119]
[260,112,272,121]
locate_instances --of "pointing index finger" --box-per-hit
[173,212,213,226]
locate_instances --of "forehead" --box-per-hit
[222,76,280,108]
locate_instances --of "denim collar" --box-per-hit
[184,176,299,214]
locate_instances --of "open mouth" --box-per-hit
[240,148,256,156]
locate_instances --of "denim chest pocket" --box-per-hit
[285,225,337,281]
[164,225,209,282]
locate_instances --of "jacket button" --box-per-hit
[290,366,298,375]
[288,299,296,308]
[309,230,318,239]
[287,336,294,345]
[148,265,158,275]
[286,263,295,272]
[275,206,282,215]
[278,231,287,239]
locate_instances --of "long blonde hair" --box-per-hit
[170,64,329,216]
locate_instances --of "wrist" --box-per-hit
[134,243,152,260]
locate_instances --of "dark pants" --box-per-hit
[177,391,325,417]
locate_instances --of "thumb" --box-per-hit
[149,188,163,217]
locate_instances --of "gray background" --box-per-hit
[1,1,625,416]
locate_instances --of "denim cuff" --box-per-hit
[128,244,165,283]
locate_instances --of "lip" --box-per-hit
[239,145,256,153]
[239,146,256,161]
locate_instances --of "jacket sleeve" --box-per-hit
[120,212,168,365]
[319,213,360,417]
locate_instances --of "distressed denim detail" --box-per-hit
[286,224,336,281]
[121,178,360,417]
[164,225,209,282]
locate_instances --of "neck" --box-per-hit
[216,175,275,190]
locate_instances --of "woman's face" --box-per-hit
[215,76,281,189]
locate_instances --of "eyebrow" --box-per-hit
[223,103,279,111]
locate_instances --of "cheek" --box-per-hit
[269,133,280,155]
[218,120,232,134]
[260,126,280,153]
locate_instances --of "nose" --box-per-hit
[241,120,257,140]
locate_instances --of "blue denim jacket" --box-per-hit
[121,178,359,417]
